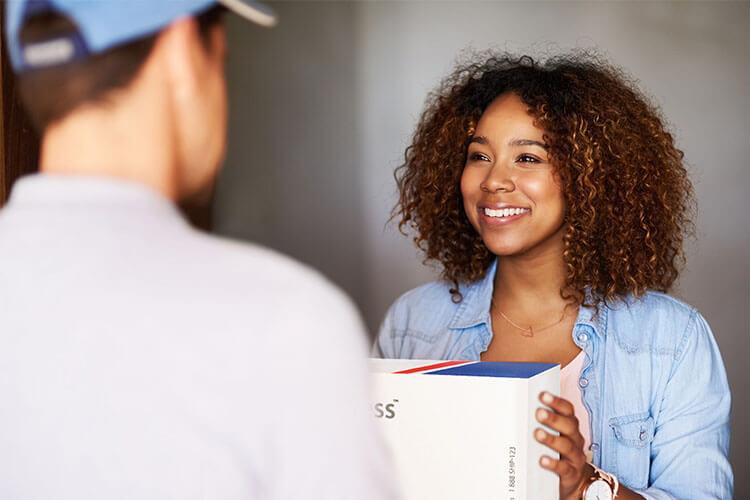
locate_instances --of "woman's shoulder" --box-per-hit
[605,291,712,358]
[384,280,460,331]
[376,279,478,359]
[616,290,697,318]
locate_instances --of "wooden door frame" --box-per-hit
[1,5,40,207]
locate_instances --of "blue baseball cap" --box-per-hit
[5,0,277,74]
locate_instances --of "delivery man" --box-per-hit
[0,1,393,499]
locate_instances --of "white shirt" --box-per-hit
[0,174,394,500]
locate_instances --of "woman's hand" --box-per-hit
[535,391,592,500]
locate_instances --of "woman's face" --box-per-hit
[460,93,566,258]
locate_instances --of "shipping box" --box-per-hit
[371,359,560,500]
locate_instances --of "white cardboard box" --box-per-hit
[370,359,560,500]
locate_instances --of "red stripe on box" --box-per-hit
[393,360,473,374]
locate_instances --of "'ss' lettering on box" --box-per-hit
[370,359,560,500]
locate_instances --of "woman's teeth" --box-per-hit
[483,207,529,218]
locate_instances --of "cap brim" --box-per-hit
[218,0,277,27]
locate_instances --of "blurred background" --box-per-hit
[214,0,749,493]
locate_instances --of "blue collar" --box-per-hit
[447,259,497,330]
[447,258,606,337]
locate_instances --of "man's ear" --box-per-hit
[154,16,205,104]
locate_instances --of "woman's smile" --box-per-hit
[478,204,531,226]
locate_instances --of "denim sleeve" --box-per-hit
[634,311,733,499]
[372,302,397,359]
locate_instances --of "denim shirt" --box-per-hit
[375,260,733,499]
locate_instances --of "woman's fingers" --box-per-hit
[541,455,595,500]
[535,407,582,445]
[535,393,590,499]
[534,428,586,462]
[539,455,578,480]
[535,393,586,457]
[535,393,591,499]
[539,391,574,416]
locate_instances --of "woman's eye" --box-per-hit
[516,154,541,163]
[469,152,490,162]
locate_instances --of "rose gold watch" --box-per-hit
[582,463,619,500]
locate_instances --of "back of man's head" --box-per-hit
[5,0,276,131]
[16,7,224,131]
[4,0,276,200]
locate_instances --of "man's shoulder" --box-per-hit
[155,232,366,361]
[183,232,345,301]
[141,230,364,346]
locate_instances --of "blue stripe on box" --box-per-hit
[427,362,557,379]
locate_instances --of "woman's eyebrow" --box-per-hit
[469,136,548,150]
[509,138,549,150]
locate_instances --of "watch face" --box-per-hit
[584,478,613,500]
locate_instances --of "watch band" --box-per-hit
[583,463,620,499]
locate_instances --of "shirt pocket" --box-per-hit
[608,412,655,489]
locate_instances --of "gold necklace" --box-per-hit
[491,299,569,338]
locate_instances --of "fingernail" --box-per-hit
[534,428,546,441]
[536,408,549,421]
[540,392,554,405]
[540,456,552,467]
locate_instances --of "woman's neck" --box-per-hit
[483,232,581,364]
[492,232,570,313]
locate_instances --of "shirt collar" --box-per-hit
[448,259,497,330]
[574,296,607,338]
[6,173,186,224]
[447,258,607,338]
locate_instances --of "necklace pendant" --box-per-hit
[522,326,534,338]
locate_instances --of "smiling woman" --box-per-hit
[461,93,565,261]
[376,53,733,499]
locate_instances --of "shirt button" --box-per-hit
[590,443,600,452]
[577,332,589,343]
[578,377,589,388]
[639,429,648,441]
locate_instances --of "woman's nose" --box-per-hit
[480,164,515,193]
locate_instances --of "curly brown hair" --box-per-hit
[395,52,694,306]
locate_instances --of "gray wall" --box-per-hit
[215,1,749,493]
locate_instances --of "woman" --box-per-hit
[375,53,732,499]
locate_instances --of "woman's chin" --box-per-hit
[482,241,528,258]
